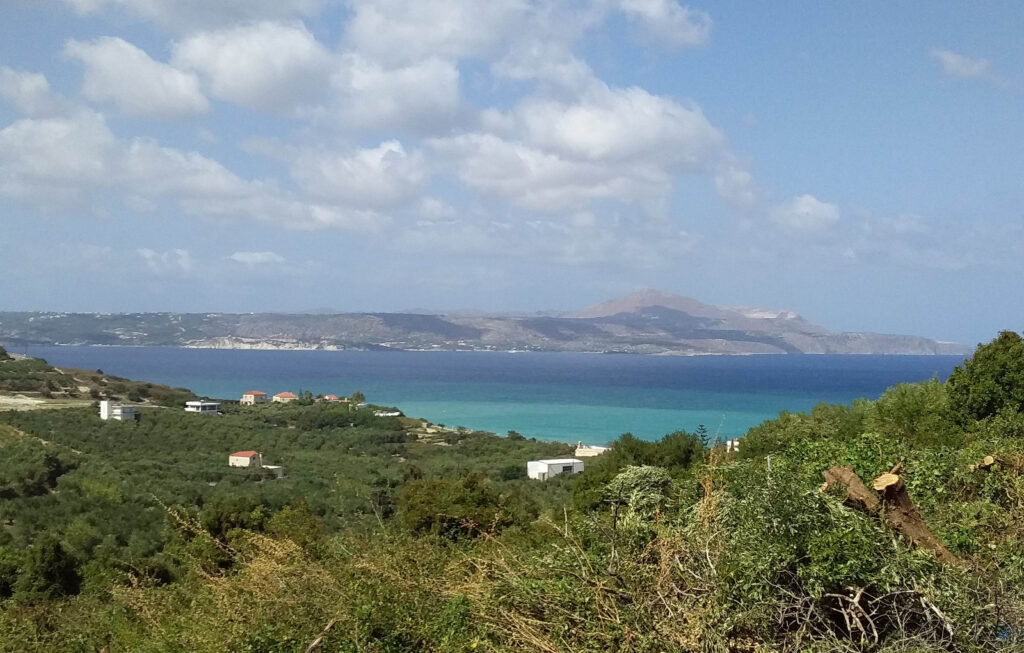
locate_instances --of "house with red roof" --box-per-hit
[240,390,269,405]
[229,450,262,468]
[273,391,298,404]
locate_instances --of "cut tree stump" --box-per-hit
[973,454,1023,475]
[822,465,956,564]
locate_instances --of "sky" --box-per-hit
[0,1,1021,344]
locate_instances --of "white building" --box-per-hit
[229,450,262,467]
[724,438,741,453]
[240,391,268,405]
[273,392,298,403]
[99,400,140,422]
[527,458,585,480]
[374,410,401,417]
[574,442,609,458]
[262,465,287,478]
[185,400,221,414]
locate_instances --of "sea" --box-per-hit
[15,346,965,446]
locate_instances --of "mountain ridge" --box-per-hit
[0,290,970,355]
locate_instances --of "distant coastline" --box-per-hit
[0,291,970,356]
[12,340,968,358]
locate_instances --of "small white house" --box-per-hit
[185,400,221,414]
[724,438,741,453]
[527,458,585,480]
[229,450,262,468]
[273,392,298,403]
[99,400,140,422]
[373,410,401,417]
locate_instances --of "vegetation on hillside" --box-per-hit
[0,350,193,406]
[0,332,1022,651]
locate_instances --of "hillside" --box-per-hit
[0,333,1022,651]
[0,291,969,355]
[0,344,194,409]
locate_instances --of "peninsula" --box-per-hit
[0,290,968,355]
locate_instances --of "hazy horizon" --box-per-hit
[1,2,1021,345]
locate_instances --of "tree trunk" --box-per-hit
[871,472,956,564]
[822,465,956,564]
[822,465,879,512]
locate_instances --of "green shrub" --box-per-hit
[948,330,1024,424]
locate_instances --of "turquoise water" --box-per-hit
[17,346,965,445]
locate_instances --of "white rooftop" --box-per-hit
[532,458,584,465]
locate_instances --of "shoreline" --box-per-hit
[2,341,967,358]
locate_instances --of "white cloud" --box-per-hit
[137,248,193,274]
[930,48,1007,86]
[431,81,727,214]
[291,140,428,209]
[714,162,758,210]
[515,85,723,165]
[329,55,461,131]
[118,138,251,198]
[432,132,670,213]
[0,111,118,205]
[0,110,386,231]
[62,0,322,32]
[491,43,597,93]
[173,21,331,113]
[230,251,285,265]
[344,0,527,66]
[64,37,208,118]
[0,67,68,117]
[616,0,712,49]
[417,197,457,220]
[397,209,696,267]
[771,194,840,231]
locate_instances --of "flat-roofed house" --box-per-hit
[99,400,140,422]
[240,390,268,405]
[229,450,262,468]
[185,400,221,414]
[273,392,298,403]
[527,458,585,481]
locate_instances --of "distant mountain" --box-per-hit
[0,291,970,355]
[574,289,831,335]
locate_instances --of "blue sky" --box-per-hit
[0,1,1021,344]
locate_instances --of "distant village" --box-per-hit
[93,390,742,483]
[97,389,373,480]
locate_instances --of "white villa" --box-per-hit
[228,451,286,477]
[273,392,298,403]
[185,400,221,415]
[240,390,269,405]
[228,450,262,467]
[527,458,585,481]
[98,400,139,422]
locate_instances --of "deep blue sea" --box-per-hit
[13,346,965,445]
